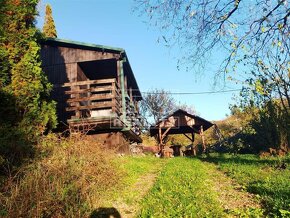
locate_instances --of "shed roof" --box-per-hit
[150,109,214,136]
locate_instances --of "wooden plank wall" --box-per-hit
[41,46,120,66]
[41,45,121,123]
[77,64,87,81]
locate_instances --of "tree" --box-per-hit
[135,0,289,74]
[0,0,57,167]
[135,0,289,148]
[175,102,198,115]
[140,89,176,124]
[42,4,57,38]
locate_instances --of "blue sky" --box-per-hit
[36,0,242,121]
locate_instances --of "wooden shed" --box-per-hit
[40,38,142,143]
[150,109,214,156]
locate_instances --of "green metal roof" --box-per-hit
[43,37,125,53]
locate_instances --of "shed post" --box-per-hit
[192,132,197,156]
[200,125,206,152]
[158,126,162,151]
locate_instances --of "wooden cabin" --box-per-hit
[40,38,142,144]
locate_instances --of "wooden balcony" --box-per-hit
[63,78,122,127]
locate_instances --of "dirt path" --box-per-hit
[112,160,167,218]
[201,161,261,212]
[112,158,260,217]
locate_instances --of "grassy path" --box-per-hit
[106,157,167,218]
[138,157,224,217]
[104,155,289,217]
[138,157,260,217]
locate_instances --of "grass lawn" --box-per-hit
[138,157,225,217]
[99,156,167,217]
[200,153,290,217]
[114,156,166,204]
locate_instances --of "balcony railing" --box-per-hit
[63,78,121,120]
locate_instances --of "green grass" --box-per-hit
[105,156,166,206]
[138,157,225,217]
[118,156,164,186]
[201,153,290,217]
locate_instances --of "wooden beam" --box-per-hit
[63,78,116,87]
[66,102,114,111]
[67,93,115,103]
[183,133,193,141]
[161,126,173,140]
[65,86,114,94]
[191,132,195,142]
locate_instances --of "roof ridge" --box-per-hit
[44,37,125,52]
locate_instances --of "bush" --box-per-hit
[0,134,122,217]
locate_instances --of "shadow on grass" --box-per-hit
[198,153,289,167]
[90,207,121,218]
[198,153,290,216]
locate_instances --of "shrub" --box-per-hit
[0,135,122,217]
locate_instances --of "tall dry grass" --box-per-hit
[0,134,122,217]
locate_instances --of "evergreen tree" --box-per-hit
[42,4,57,38]
[0,0,57,166]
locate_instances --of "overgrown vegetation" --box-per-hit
[0,135,122,217]
[201,153,290,217]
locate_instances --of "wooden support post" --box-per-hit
[75,85,80,118]
[129,87,133,102]
[124,75,128,95]
[192,132,197,156]
[158,126,162,151]
[200,125,206,152]
[112,81,116,114]
[118,60,126,123]
[161,126,172,140]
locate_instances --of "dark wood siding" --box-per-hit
[41,45,121,123]
[41,46,120,66]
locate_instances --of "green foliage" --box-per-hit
[139,158,225,217]
[201,153,290,216]
[205,103,289,153]
[229,208,265,218]
[141,133,158,146]
[0,0,57,171]
[230,100,289,152]
[42,4,57,38]
[11,40,57,138]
